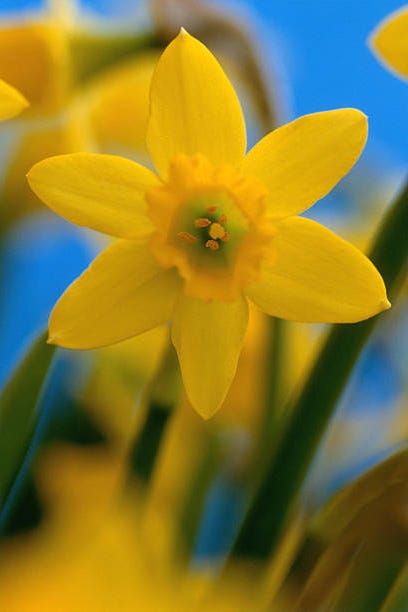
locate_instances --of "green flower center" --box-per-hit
[174,191,249,266]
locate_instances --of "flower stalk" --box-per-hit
[127,344,181,487]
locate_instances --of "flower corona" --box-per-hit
[146,153,273,301]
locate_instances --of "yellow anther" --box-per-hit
[205,239,219,250]
[219,214,227,224]
[178,231,197,244]
[209,222,226,240]
[194,217,211,228]
[221,231,230,242]
[206,205,217,214]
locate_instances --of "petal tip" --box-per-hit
[26,164,42,193]
[176,27,192,44]
[348,107,369,127]
[373,296,391,318]
[192,400,222,420]
[184,383,224,420]
[26,159,45,183]
[18,95,29,112]
[337,107,368,126]
[0,81,29,119]
[345,107,368,144]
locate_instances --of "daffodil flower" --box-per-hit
[370,6,408,80]
[0,21,70,116]
[27,30,389,418]
[0,78,28,121]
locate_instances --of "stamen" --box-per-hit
[219,214,227,224]
[205,239,219,250]
[178,231,197,244]
[221,231,230,242]
[206,205,217,214]
[209,222,226,240]
[194,218,211,228]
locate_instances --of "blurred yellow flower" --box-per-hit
[0,78,28,121]
[0,445,258,612]
[0,16,83,228]
[0,113,91,227]
[0,21,70,116]
[28,30,389,419]
[86,50,160,159]
[0,10,157,228]
[370,6,408,79]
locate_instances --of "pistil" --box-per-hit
[209,222,226,240]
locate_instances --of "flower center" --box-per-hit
[177,205,234,251]
[178,208,229,250]
[146,154,274,301]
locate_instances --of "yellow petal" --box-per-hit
[171,295,248,419]
[0,79,28,120]
[27,153,158,238]
[246,217,390,323]
[370,7,408,79]
[49,239,181,349]
[147,29,246,177]
[243,109,367,219]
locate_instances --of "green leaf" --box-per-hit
[0,332,56,511]
[127,344,180,487]
[128,400,171,484]
[381,565,408,612]
[298,449,408,611]
[232,178,408,560]
[312,447,408,543]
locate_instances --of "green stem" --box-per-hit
[260,318,287,456]
[231,178,408,559]
[128,400,171,484]
[178,431,223,560]
[0,332,56,532]
[69,30,161,86]
[250,317,288,478]
[126,344,180,487]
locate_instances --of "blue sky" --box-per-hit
[244,0,407,173]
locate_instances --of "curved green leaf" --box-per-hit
[381,565,408,612]
[298,448,408,611]
[313,447,408,542]
[0,332,56,509]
